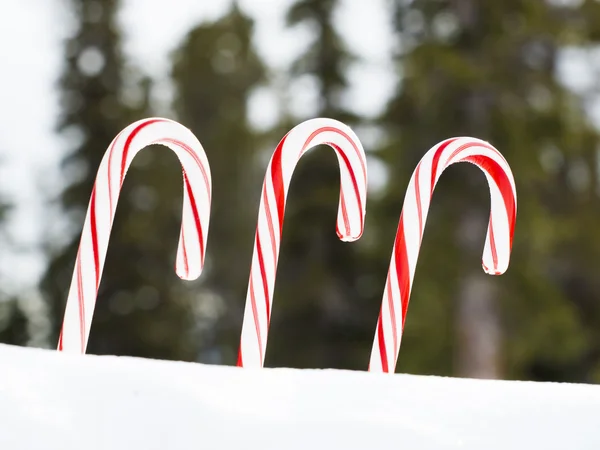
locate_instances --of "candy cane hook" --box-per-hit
[369,137,517,373]
[58,118,212,354]
[237,118,368,368]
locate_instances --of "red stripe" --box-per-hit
[430,138,459,194]
[270,137,287,234]
[394,214,412,328]
[157,137,211,267]
[255,136,285,354]
[487,212,498,271]
[269,127,364,240]
[386,276,397,357]
[329,142,363,235]
[262,185,279,268]
[447,143,473,163]
[377,214,412,373]
[120,118,165,185]
[249,273,264,364]
[446,141,505,167]
[183,170,205,267]
[179,202,190,278]
[57,330,63,351]
[445,139,506,167]
[256,232,271,322]
[160,138,211,203]
[89,187,100,290]
[301,126,367,187]
[433,141,516,250]
[339,187,350,236]
[76,258,85,352]
[463,154,516,248]
[376,314,389,373]
[237,346,244,367]
[414,163,423,239]
[106,132,122,214]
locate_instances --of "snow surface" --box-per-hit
[0,344,599,449]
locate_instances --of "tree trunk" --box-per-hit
[456,273,501,378]
[455,211,502,379]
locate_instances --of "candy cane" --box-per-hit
[58,117,212,354]
[369,137,517,373]
[237,118,368,368]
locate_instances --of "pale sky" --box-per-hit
[0,0,395,291]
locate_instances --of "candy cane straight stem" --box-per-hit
[237,118,368,368]
[369,137,517,373]
[58,118,212,354]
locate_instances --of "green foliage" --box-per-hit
[287,0,355,119]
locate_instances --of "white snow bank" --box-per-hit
[0,344,599,449]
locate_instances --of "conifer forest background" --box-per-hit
[3,0,600,383]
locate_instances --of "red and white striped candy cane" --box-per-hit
[58,117,212,354]
[237,118,368,368]
[369,137,517,373]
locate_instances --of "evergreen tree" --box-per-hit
[41,0,201,360]
[287,0,355,120]
[170,4,268,364]
[379,0,600,381]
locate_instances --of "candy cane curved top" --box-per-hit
[58,117,212,354]
[369,137,517,373]
[237,118,368,368]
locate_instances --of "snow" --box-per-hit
[0,344,599,449]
